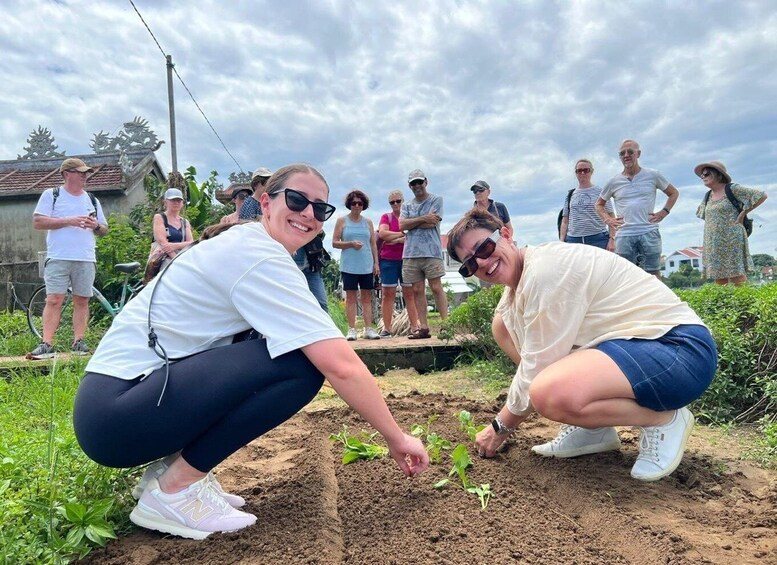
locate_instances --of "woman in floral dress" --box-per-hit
[695,161,767,285]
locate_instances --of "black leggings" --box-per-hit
[73,339,324,472]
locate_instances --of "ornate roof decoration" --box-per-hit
[18,126,66,159]
[91,116,165,154]
[229,171,251,185]
[118,150,133,176]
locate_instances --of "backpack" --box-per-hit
[557,189,575,237]
[52,186,98,214]
[702,183,753,236]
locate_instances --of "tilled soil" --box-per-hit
[82,393,775,565]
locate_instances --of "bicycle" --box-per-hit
[27,262,143,345]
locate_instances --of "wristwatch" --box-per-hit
[491,415,515,435]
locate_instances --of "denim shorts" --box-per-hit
[44,259,95,297]
[342,272,374,291]
[565,231,609,249]
[615,230,662,272]
[595,324,717,411]
[379,259,409,287]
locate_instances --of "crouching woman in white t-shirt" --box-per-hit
[74,164,429,540]
[446,209,717,482]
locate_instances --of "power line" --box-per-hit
[127,0,243,173]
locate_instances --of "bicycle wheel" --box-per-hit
[27,286,74,348]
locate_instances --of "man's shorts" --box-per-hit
[615,230,662,272]
[596,324,717,412]
[379,259,410,287]
[44,259,95,297]
[341,272,374,291]
[402,257,446,285]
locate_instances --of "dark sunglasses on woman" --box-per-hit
[269,188,336,221]
[458,230,501,277]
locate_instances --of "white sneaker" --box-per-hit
[346,328,357,341]
[132,459,246,508]
[363,327,380,340]
[531,425,622,458]
[129,477,255,540]
[631,407,694,482]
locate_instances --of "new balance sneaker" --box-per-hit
[363,327,380,340]
[71,339,91,356]
[132,459,245,508]
[531,425,622,458]
[129,477,256,540]
[27,342,55,360]
[346,328,357,341]
[631,407,694,482]
[378,329,392,338]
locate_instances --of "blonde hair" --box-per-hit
[387,189,404,202]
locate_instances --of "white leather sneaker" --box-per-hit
[532,425,622,458]
[631,407,694,482]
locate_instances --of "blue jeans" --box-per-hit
[303,268,328,312]
[565,231,609,249]
[615,230,662,272]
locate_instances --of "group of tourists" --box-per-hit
[26,140,768,542]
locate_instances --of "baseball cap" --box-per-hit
[408,169,426,183]
[251,167,273,188]
[164,188,184,200]
[232,188,252,200]
[471,180,490,191]
[60,158,94,174]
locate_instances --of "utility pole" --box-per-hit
[166,54,178,173]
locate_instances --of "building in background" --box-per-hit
[662,247,704,277]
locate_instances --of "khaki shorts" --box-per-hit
[402,257,445,284]
[44,259,95,297]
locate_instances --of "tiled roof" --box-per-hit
[668,246,703,259]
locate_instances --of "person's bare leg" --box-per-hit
[401,285,420,331]
[412,281,428,329]
[71,295,90,341]
[42,293,65,343]
[428,277,448,320]
[360,290,373,327]
[345,290,358,328]
[158,456,207,494]
[529,349,672,428]
[381,285,396,331]
[731,274,747,286]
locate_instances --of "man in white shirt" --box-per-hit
[595,140,679,278]
[28,158,108,359]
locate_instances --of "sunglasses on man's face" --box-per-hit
[409,179,425,187]
[270,188,336,222]
[389,199,402,205]
[575,167,592,174]
[458,230,501,278]
[618,148,637,157]
[471,187,487,194]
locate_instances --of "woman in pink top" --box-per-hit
[378,190,420,337]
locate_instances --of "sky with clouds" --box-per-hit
[2,0,775,259]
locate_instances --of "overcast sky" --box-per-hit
[2,0,775,259]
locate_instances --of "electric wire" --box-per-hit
[127,0,243,173]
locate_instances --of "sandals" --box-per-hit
[408,328,431,340]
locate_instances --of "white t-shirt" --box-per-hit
[600,167,670,237]
[86,222,344,380]
[495,242,705,416]
[33,187,108,262]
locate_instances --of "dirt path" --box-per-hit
[81,383,775,565]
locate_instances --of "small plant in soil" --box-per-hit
[410,415,452,464]
[329,425,388,464]
[433,444,493,509]
[457,410,487,442]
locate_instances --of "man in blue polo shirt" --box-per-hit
[595,139,679,278]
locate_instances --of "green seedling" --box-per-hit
[329,425,389,464]
[466,483,493,510]
[410,415,451,464]
[434,444,493,509]
[457,410,487,442]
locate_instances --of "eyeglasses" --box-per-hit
[409,179,425,187]
[269,188,336,222]
[389,199,402,205]
[458,230,500,278]
[471,187,487,194]
[575,167,592,174]
[618,148,636,157]
[699,171,712,179]
[349,201,364,207]
[66,170,89,176]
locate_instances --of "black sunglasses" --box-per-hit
[269,188,336,221]
[409,179,425,187]
[699,170,712,179]
[458,230,500,277]
[575,167,592,174]
[389,199,402,205]
[618,148,636,157]
[471,187,487,194]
